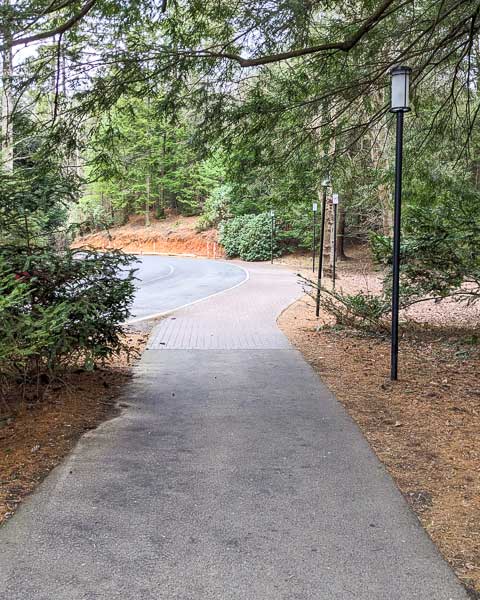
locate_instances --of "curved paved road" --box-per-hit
[129,256,247,322]
[0,259,468,599]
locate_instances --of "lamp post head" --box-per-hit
[390,65,411,113]
[270,209,275,217]
[321,175,331,188]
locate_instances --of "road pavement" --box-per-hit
[0,258,468,599]
[129,256,247,321]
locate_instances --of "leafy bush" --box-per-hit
[322,288,390,333]
[237,213,278,261]
[219,212,279,261]
[0,247,137,383]
[301,275,390,333]
[219,214,250,257]
[197,184,232,231]
[371,185,480,306]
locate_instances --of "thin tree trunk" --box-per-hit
[1,0,13,172]
[336,204,347,260]
[379,184,393,234]
[122,190,131,225]
[145,173,151,227]
[156,130,166,218]
[323,123,336,272]
[370,90,392,235]
[145,95,151,226]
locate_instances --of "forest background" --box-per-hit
[1,0,479,379]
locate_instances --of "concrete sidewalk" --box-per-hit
[0,262,468,599]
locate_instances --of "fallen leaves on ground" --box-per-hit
[279,280,480,597]
[0,330,148,525]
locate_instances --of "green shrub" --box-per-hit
[301,275,390,333]
[370,167,480,307]
[0,128,138,401]
[219,212,279,261]
[0,247,137,382]
[322,288,390,333]
[219,215,250,257]
[197,184,232,231]
[237,213,277,261]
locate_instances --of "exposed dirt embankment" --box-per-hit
[73,214,225,258]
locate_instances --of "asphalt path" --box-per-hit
[128,256,247,322]
[0,259,468,599]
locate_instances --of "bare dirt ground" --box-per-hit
[0,330,148,526]
[73,213,225,258]
[278,247,480,598]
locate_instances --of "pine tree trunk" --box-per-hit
[145,173,151,227]
[336,204,347,260]
[369,90,392,235]
[1,0,13,172]
[145,94,152,226]
[323,193,333,274]
[155,130,166,218]
[379,184,393,235]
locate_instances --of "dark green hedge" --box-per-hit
[219,213,279,261]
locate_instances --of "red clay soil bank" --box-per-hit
[72,215,225,258]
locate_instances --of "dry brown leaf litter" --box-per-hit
[0,330,148,525]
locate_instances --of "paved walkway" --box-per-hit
[0,261,468,599]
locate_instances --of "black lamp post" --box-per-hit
[312,201,318,272]
[389,65,411,380]
[315,175,331,317]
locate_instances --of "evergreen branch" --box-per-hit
[173,0,403,67]
[5,0,97,49]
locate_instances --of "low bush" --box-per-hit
[219,212,279,261]
[301,275,390,333]
[196,184,232,231]
[0,247,137,386]
[219,215,250,257]
[0,128,138,404]
[322,289,390,333]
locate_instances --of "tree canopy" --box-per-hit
[0,0,479,383]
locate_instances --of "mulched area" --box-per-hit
[279,290,480,598]
[0,330,148,526]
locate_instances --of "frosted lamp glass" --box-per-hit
[390,66,411,112]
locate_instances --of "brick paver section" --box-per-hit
[148,262,303,350]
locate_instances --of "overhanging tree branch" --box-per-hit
[176,0,402,67]
[5,0,96,49]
